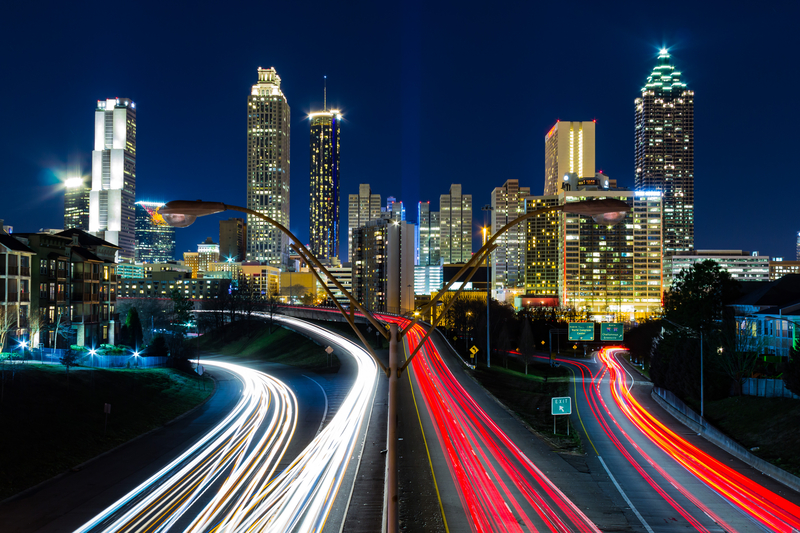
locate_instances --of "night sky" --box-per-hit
[2,1,798,261]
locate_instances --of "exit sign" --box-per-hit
[551,396,572,415]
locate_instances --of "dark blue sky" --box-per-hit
[2,1,798,260]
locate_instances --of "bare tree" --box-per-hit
[0,305,18,353]
[518,317,536,375]
[266,292,281,333]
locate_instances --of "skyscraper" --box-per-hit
[64,175,90,231]
[417,201,440,266]
[135,201,176,263]
[544,121,595,196]
[347,184,382,262]
[90,98,136,262]
[635,49,694,256]
[491,179,530,293]
[439,184,472,264]
[247,67,290,269]
[308,107,341,261]
[219,218,247,262]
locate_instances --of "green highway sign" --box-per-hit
[568,322,594,341]
[601,323,624,341]
[551,396,572,415]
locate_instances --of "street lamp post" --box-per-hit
[663,318,704,421]
[159,196,630,533]
[482,205,493,368]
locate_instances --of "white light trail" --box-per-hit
[76,314,378,533]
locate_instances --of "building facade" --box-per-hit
[219,218,247,262]
[135,201,175,263]
[635,49,694,257]
[64,176,90,232]
[671,251,769,283]
[491,179,530,296]
[0,234,34,349]
[90,98,137,262]
[770,260,800,281]
[347,183,382,262]
[524,195,561,298]
[439,184,472,264]
[247,67,290,269]
[119,278,229,300]
[544,121,595,196]
[352,219,415,314]
[417,201,440,266]
[309,109,341,261]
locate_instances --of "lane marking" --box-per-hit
[566,364,599,456]
[404,334,450,533]
[303,374,328,437]
[598,456,654,533]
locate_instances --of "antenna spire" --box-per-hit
[323,75,327,111]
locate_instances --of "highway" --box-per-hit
[387,315,611,532]
[73,314,378,533]
[0,314,377,533]
[582,347,800,532]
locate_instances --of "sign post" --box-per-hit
[469,345,479,359]
[325,345,334,367]
[551,396,572,435]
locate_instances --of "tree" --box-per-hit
[147,335,169,358]
[0,305,17,353]
[782,345,800,397]
[518,318,536,374]
[266,293,281,333]
[59,347,80,387]
[125,307,144,349]
[624,319,662,370]
[716,317,762,395]
[664,260,741,332]
[167,288,194,360]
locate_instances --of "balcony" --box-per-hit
[7,266,18,276]
[19,293,29,302]
[7,292,17,302]
[20,267,30,277]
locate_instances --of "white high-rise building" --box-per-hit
[90,98,136,262]
[439,184,472,264]
[491,179,530,294]
[417,201,440,266]
[247,67,290,269]
[544,120,595,196]
[347,183,381,262]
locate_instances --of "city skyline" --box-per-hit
[1,3,799,261]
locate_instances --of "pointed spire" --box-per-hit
[324,75,327,111]
[642,47,687,93]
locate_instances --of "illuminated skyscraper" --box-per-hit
[491,179,530,292]
[635,49,694,256]
[135,201,175,263]
[417,201,440,266]
[439,184,472,264]
[347,184,382,262]
[247,67,290,269]
[544,121,595,196]
[64,175,90,231]
[90,98,136,262]
[308,107,341,261]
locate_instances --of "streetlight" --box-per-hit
[159,196,630,533]
[482,205,493,368]
[662,317,705,421]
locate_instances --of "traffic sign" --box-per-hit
[325,346,334,354]
[601,323,624,341]
[551,396,571,415]
[568,322,594,341]
[470,345,479,354]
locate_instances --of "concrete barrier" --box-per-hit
[651,386,800,493]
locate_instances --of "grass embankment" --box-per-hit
[703,396,800,476]
[0,364,212,500]
[471,361,581,453]
[196,319,340,371]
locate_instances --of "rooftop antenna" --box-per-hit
[324,75,327,111]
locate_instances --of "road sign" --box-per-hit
[601,322,624,341]
[568,322,594,341]
[325,346,334,354]
[469,346,479,359]
[551,396,571,415]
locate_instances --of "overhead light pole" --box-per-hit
[159,196,630,533]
